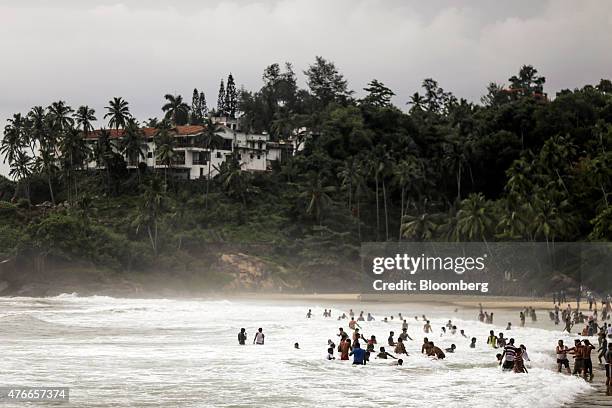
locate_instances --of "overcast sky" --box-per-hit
[2,0,612,176]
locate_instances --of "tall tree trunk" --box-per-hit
[375,172,380,241]
[357,193,361,242]
[456,161,462,202]
[206,154,212,209]
[382,177,389,241]
[47,171,55,205]
[399,186,404,241]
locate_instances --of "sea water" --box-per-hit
[0,295,593,407]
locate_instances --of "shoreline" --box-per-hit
[1,290,564,312]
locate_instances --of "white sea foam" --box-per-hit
[0,296,594,407]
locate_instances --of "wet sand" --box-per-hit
[232,292,561,310]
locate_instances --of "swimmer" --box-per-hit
[388,331,396,346]
[506,322,512,330]
[487,330,497,348]
[428,341,445,359]
[348,317,361,330]
[424,320,432,333]
[294,342,300,349]
[402,320,408,330]
[450,325,457,335]
[520,344,530,362]
[604,343,611,393]
[376,346,396,359]
[349,341,366,365]
[394,337,408,355]
[422,337,431,354]
[513,347,528,373]
[253,328,265,345]
[396,359,404,366]
[367,313,375,321]
[583,339,595,381]
[306,309,312,318]
[327,347,335,360]
[328,339,336,349]
[238,328,247,345]
[470,337,476,348]
[445,344,456,353]
[399,328,413,341]
[337,328,347,340]
[460,329,467,338]
[340,338,351,360]
[500,338,517,370]
[497,333,507,348]
[366,335,377,352]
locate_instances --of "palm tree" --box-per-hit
[370,150,391,241]
[339,157,356,211]
[75,105,97,135]
[352,160,369,242]
[216,152,256,206]
[134,178,167,256]
[33,146,59,205]
[90,129,114,196]
[28,106,57,203]
[47,101,74,132]
[201,118,224,208]
[9,150,33,202]
[1,114,26,165]
[455,193,494,241]
[162,94,190,126]
[393,156,423,240]
[154,126,177,185]
[401,212,441,241]
[300,171,334,227]
[443,132,472,202]
[407,92,425,112]
[59,127,90,203]
[104,97,131,133]
[27,106,49,149]
[120,119,145,169]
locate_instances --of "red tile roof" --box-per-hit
[86,125,205,139]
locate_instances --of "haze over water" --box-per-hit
[0,295,592,407]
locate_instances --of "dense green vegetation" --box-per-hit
[1,58,611,291]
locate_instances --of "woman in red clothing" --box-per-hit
[513,348,528,373]
[339,338,352,360]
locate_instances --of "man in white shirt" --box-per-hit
[253,328,265,345]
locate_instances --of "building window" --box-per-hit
[257,155,261,160]
[250,154,254,159]
[147,152,153,158]
[238,154,242,160]
[216,152,222,158]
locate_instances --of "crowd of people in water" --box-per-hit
[237,291,612,394]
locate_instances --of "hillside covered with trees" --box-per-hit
[1,57,611,294]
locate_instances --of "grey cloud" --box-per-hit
[1,0,611,176]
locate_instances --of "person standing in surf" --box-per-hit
[253,328,265,345]
[339,338,351,360]
[349,341,366,365]
[556,340,571,374]
[604,343,612,394]
[238,328,247,345]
